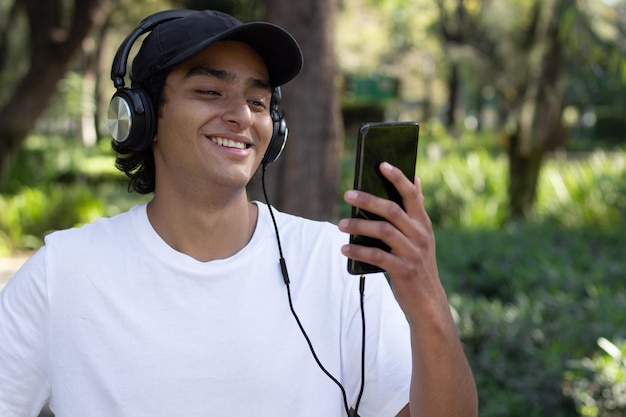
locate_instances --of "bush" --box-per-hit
[438,223,626,417]
[416,131,626,230]
[0,135,149,253]
[0,183,144,253]
[536,151,626,230]
[420,131,626,416]
[450,295,579,417]
[564,338,626,417]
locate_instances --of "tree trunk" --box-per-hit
[507,127,544,219]
[0,0,106,181]
[506,0,569,221]
[445,61,460,129]
[248,0,343,222]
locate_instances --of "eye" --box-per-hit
[248,90,272,112]
[248,99,267,111]
[196,89,220,96]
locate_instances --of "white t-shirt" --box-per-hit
[0,203,411,417]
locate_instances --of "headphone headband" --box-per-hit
[111,10,197,89]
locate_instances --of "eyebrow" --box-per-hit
[184,66,272,92]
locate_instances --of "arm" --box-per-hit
[338,162,478,417]
[0,249,50,417]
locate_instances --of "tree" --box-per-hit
[434,0,625,220]
[433,0,474,129]
[0,0,107,182]
[248,0,343,221]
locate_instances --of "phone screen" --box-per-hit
[347,122,420,275]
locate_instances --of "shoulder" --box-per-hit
[42,205,143,265]
[257,203,346,257]
[258,202,342,240]
[45,206,141,243]
[255,202,357,280]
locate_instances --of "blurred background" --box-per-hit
[0,0,625,416]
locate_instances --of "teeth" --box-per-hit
[211,137,246,150]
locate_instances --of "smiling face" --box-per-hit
[152,40,274,198]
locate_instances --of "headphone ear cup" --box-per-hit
[262,88,288,165]
[263,112,288,165]
[108,11,198,152]
[107,87,156,152]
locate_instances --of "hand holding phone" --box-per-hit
[347,122,420,275]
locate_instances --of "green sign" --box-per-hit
[344,74,399,101]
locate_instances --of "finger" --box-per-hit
[338,221,404,273]
[340,240,405,273]
[339,217,405,247]
[343,187,410,232]
[338,216,416,265]
[377,162,426,220]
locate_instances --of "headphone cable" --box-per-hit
[261,163,366,417]
[354,274,366,413]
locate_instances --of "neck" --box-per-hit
[147,190,258,262]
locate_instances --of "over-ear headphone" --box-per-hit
[107,9,288,165]
[265,87,288,165]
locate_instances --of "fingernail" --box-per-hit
[381,162,392,171]
[345,190,358,200]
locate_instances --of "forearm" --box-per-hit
[407,304,478,417]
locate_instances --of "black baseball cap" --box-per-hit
[130,10,303,88]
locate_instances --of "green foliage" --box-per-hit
[0,134,122,192]
[420,147,508,227]
[0,185,104,253]
[564,338,626,417]
[537,151,626,230]
[441,224,626,417]
[437,224,626,302]
[411,126,626,230]
[0,135,149,255]
[449,295,578,417]
[411,126,626,417]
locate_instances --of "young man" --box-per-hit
[0,9,477,417]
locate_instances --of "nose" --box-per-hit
[221,97,253,131]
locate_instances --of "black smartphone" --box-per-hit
[347,121,420,275]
